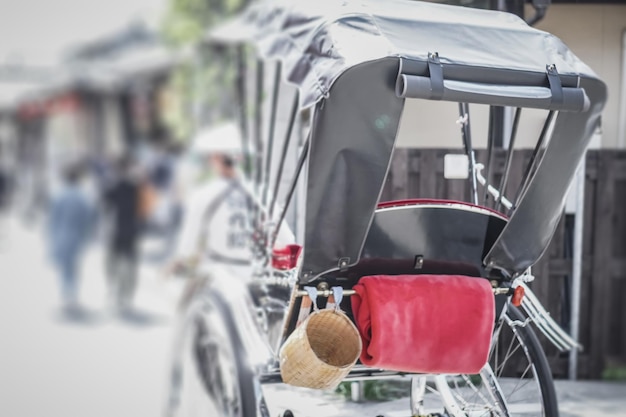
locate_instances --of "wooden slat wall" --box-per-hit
[587,151,626,378]
[382,149,626,379]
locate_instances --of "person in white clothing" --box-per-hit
[171,123,255,277]
[175,155,251,268]
[171,122,296,281]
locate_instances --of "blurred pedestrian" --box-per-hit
[47,163,93,313]
[147,142,179,260]
[0,154,8,212]
[103,155,143,313]
[169,122,275,279]
[0,150,9,249]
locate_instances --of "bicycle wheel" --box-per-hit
[425,304,559,417]
[168,291,266,417]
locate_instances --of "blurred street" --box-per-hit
[0,214,180,417]
[1,216,625,417]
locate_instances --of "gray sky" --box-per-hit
[0,0,167,67]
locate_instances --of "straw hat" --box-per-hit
[190,122,244,155]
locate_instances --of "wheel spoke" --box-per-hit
[507,363,534,398]
[496,341,523,377]
[431,307,555,417]
[461,374,494,412]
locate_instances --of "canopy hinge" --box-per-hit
[338,257,350,271]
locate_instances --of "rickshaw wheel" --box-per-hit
[432,304,558,417]
[171,291,262,417]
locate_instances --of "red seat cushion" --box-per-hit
[376,198,508,219]
[351,274,494,374]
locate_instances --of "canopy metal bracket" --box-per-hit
[338,257,351,271]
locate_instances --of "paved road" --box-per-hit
[262,379,626,417]
[556,380,626,417]
[0,215,180,417]
[1,215,624,417]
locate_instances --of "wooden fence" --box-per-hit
[382,149,626,379]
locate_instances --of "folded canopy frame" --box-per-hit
[208,0,607,281]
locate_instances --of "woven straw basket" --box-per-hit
[279,309,362,390]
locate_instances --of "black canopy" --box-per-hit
[211,0,607,280]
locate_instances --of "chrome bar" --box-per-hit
[262,61,282,206]
[512,111,556,211]
[295,286,511,298]
[235,45,251,179]
[484,106,497,206]
[475,163,513,210]
[521,296,571,350]
[259,367,425,384]
[518,282,582,351]
[271,134,310,247]
[296,289,356,297]
[410,376,427,417]
[434,375,468,417]
[570,158,586,379]
[496,107,521,211]
[253,58,265,193]
[269,92,299,218]
[458,102,479,204]
[251,59,265,238]
[480,364,511,417]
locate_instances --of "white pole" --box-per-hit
[617,31,626,148]
[569,155,586,380]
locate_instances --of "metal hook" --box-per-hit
[303,286,319,311]
[331,286,344,311]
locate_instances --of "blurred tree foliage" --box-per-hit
[336,380,410,402]
[160,0,249,142]
[603,365,626,381]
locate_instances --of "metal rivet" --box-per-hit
[414,255,424,269]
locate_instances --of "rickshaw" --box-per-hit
[166,1,607,416]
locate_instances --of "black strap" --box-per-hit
[428,52,444,100]
[546,64,563,107]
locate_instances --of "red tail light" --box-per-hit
[271,244,302,270]
[512,285,525,307]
